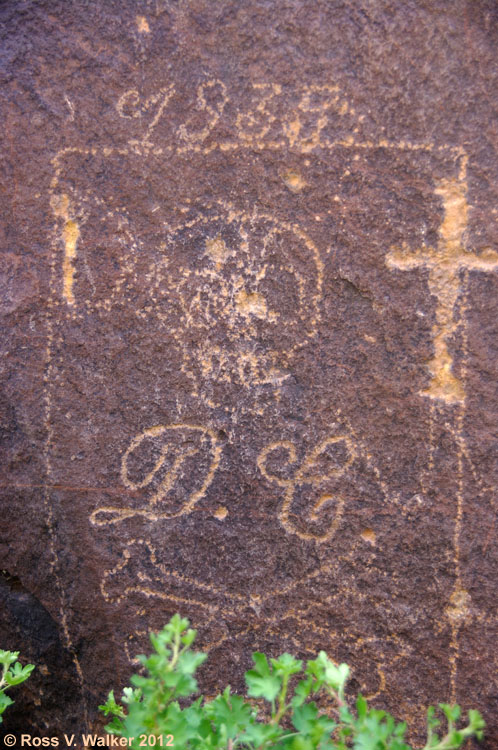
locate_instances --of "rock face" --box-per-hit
[1,0,497,744]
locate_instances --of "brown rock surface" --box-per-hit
[1,0,497,744]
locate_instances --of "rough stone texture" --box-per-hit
[1,0,497,744]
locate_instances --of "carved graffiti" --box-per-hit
[258,432,356,542]
[90,424,222,527]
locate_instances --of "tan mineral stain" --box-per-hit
[283,169,307,192]
[62,220,79,305]
[360,528,376,545]
[446,586,472,625]
[205,236,231,266]
[51,193,79,305]
[136,15,150,33]
[235,289,268,319]
[387,174,498,403]
[284,118,302,148]
[213,506,228,520]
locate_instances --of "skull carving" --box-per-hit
[151,204,324,389]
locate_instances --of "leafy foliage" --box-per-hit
[0,649,35,724]
[100,615,485,750]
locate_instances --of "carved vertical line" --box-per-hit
[46,159,89,728]
[447,269,470,705]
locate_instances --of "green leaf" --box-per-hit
[468,708,485,735]
[291,677,314,708]
[356,694,368,719]
[0,651,33,726]
[103,717,125,736]
[0,692,14,715]
[427,705,440,731]
[439,703,461,723]
[307,651,349,693]
[5,662,35,686]
[122,687,141,705]
[181,629,197,647]
[460,711,486,744]
[288,738,315,750]
[130,674,148,689]
[166,613,191,638]
[292,701,319,734]
[271,652,303,677]
[204,686,253,739]
[0,651,19,668]
[177,649,207,676]
[99,690,126,719]
[394,721,407,738]
[245,652,281,702]
[338,705,355,724]
[183,697,204,730]
[449,729,463,746]
[240,719,283,747]
[96,613,486,750]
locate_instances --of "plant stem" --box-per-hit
[170,631,181,670]
[422,727,473,750]
[273,675,290,725]
[0,665,8,692]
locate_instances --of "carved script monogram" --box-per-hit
[91,423,357,545]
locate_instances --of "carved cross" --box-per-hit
[386,177,498,404]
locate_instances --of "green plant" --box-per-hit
[0,649,35,723]
[100,615,485,750]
